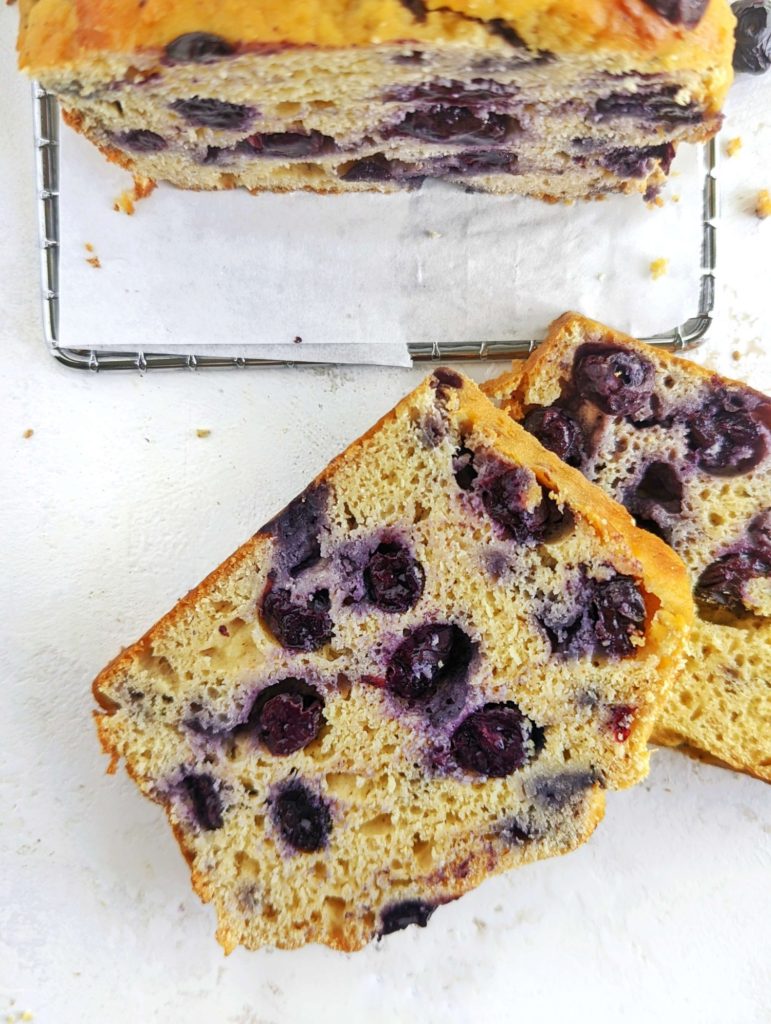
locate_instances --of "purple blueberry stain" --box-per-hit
[573,343,656,417]
[243,679,325,756]
[270,779,332,853]
[526,770,599,810]
[397,0,428,21]
[165,32,235,63]
[450,702,545,777]
[112,129,167,153]
[171,97,256,131]
[180,772,224,831]
[522,406,587,467]
[364,542,425,613]
[261,484,328,578]
[261,584,333,651]
[384,79,519,106]
[379,899,435,936]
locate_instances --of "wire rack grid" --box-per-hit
[33,85,719,373]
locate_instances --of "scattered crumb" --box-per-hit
[293,336,303,344]
[22,428,34,439]
[756,190,771,220]
[424,229,442,239]
[20,1014,33,1023]
[596,272,607,283]
[196,428,211,438]
[113,175,156,215]
[725,136,742,158]
[671,194,681,204]
[84,243,101,268]
[650,258,669,280]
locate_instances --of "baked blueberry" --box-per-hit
[522,406,586,467]
[261,585,333,651]
[450,702,544,777]
[181,772,224,831]
[379,899,435,935]
[340,154,399,182]
[364,542,425,612]
[245,131,335,158]
[573,344,655,416]
[389,107,516,144]
[599,143,675,178]
[171,97,255,130]
[641,0,709,26]
[541,572,645,659]
[634,461,683,514]
[732,1,771,73]
[686,391,767,475]
[592,88,701,125]
[695,551,771,614]
[262,484,328,577]
[245,680,325,756]
[452,447,478,491]
[385,624,472,702]
[165,32,235,63]
[271,780,331,852]
[592,575,647,657]
[480,466,569,544]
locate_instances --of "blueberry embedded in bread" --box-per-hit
[484,313,771,782]
[93,370,691,952]
[17,0,735,200]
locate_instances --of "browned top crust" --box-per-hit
[18,0,734,111]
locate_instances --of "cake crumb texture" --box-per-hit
[93,370,691,951]
[484,312,771,781]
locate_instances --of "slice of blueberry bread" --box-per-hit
[94,369,691,952]
[484,313,771,782]
[18,0,733,200]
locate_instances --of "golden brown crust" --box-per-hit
[18,0,734,100]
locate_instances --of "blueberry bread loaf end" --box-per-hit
[485,314,771,782]
[18,0,733,200]
[93,370,692,952]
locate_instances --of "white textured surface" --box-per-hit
[2,9,771,1023]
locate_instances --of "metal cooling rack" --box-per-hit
[33,84,718,372]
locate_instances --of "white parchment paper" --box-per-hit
[59,122,707,364]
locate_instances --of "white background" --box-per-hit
[2,8,770,1023]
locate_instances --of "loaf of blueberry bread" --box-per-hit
[18,0,734,200]
[94,369,692,952]
[485,314,771,782]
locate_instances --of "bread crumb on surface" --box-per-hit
[22,428,34,439]
[756,190,771,220]
[113,176,156,215]
[86,256,102,268]
[85,242,94,252]
[650,258,669,280]
[725,136,742,157]
[196,428,211,438]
